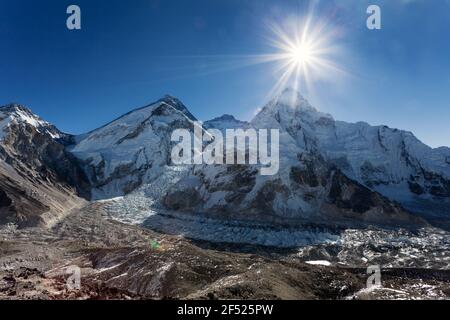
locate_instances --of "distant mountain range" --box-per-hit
[1,89,449,230]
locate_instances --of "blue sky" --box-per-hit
[1,0,449,147]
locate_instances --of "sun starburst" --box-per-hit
[259,15,345,99]
[151,12,346,106]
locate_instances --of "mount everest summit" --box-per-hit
[2,89,450,300]
[1,89,449,233]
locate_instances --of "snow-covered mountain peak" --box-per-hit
[158,95,196,120]
[279,87,307,101]
[73,95,198,151]
[1,103,47,127]
[70,95,200,199]
[204,114,250,130]
[250,89,335,154]
[0,103,62,140]
[1,103,32,114]
[269,88,316,112]
[211,114,237,121]
[252,88,334,129]
[251,91,450,218]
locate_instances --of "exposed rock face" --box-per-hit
[164,150,424,228]
[1,121,90,198]
[1,90,448,230]
[0,203,449,300]
[1,95,449,301]
[164,188,202,211]
[0,171,49,227]
[159,89,443,228]
[324,168,422,227]
[250,89,450,218]
[204,114,250,131]
[0,104,88,227]
[70,96,198,200]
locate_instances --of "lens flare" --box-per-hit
[151,13,346,104]
[259,15,345,99]
[289,43,314,66]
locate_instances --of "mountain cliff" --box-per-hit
[0,104,88,227]
[1,90,449,230]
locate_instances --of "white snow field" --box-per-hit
[62,89,450,248]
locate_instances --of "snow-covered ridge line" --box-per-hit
[68,96,202,200]
[76,95,196,138]
[0,104,63,140]
[249,88,450,217]
[2,89,449,226]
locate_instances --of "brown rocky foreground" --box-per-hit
[1,203,449,300]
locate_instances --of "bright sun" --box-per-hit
[288,42,314,66]
[173,14,345,101]
[258,15,345,97]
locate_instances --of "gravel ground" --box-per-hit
[1,202,449,300]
